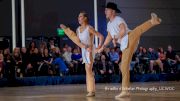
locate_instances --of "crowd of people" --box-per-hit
[0,39,180,78]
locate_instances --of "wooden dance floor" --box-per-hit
[0,81,179,101]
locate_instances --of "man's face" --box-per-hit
[105,8,114,19]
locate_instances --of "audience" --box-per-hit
[0,39,179,78]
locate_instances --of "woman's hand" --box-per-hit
[86,47,92,52]
[60,24,67,29]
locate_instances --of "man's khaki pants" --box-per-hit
[120,20,155,92]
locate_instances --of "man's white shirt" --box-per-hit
[107,16,131,51]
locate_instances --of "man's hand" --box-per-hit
[96,45,104,53]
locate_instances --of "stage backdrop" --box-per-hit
[0,0,179,50]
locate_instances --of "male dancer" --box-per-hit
[97,2,162,98]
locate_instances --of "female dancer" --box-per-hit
[60,11,104,97]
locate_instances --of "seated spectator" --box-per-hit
[26,48,41,76]
[3,48,16,80]
[98,55,113,75]
[38,37,47,54]
[130,54,138,73]
[21,47,28,76]
[0,54,5,78]
[115,47,122,62]
[158,47,169,73]
[71,48,84,74]
[138,48,149,74]
[158,47,166,62]
[166,45,176,73]
[62,43,69,52]
[62,46,74,74]
[148,48,164,73]
[39,48,53,76]
[109,48,120,75]
[27,41,37,55]
[39,41,47,50]
[94,53,102,75]
[136,46,143,58]
[13,48,23,77]
[95,54,113,82]
[52,47,69,76]
[102,47,111,61]
[175,55,180,73]
[48,39,55,50]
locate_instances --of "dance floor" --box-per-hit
[0,81,179,101]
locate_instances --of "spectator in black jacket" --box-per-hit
[148,48,164,73]
[26,48,41,76]
[21,47,28,77]
[166,45,176,73]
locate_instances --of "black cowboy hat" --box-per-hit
[105,2,121,13]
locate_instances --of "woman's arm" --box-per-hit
[88,26,104,48]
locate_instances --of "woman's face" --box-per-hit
[34,48,38,54]
[160,48,164,53]
[55,48,60,54]
[14,52,19,57]
[13,48,20,57]
[78,13,87,25]
[31,42,35,47]
[44,49,48,54]
[4,49,10,55]
[143,48,147,53]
